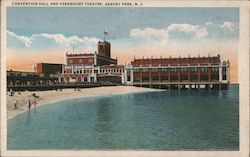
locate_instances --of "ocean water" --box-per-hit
[8,85,239,150]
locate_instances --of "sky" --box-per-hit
[6,7,239,83]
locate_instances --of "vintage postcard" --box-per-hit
[0,0,249,157]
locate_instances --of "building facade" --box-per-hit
[60,40,230,89]
[35,63,63,75]
[61,41,120,83]
[123,55,230,89]
[7,70,60,86]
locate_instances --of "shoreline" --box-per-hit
[7,86,163,120]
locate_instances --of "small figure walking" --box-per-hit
[33,100,37,108]
[10,89,15,96]
[14,100,18,109]
[33,100,37,113]
[28,100,32,112]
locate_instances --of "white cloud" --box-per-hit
[205,22,213,26]
[167,24,197,33]
[37,33,99,46]
[130,27,168,40]
[7,30,32,47]
[8,21,237,53]
[130,23,208,40]
[220,21,234,31]
[195,27,208,38]
[7,31,100,49]
[167,23,208,38]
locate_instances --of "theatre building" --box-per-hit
[60,40,123,83]
[124,55,230,90]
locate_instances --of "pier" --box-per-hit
[123,55,230,90]
[131,81,228,90]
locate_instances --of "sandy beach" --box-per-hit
[7,86,162,119]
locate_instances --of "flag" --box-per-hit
[104,31,109,35]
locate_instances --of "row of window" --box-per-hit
[100,69,124,73]
[64,69,92,74]
[68,58,94,64]
[65,69,124,74]
[133,67,220,73]
[65,67,222,74]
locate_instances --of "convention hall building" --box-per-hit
[60,40,230,89]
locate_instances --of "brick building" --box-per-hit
[61,40,120,83]
[98,41,111,58]
[7,70,60,86]
[124,54,230,89]
[35,63,63,75]
[60,40,230,89]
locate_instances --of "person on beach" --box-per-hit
[14,100,18,109]
[28,100,32,112]
[32,93,39,98]
[10,89,15,96]
[33,100,37,108]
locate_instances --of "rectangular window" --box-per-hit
[152,68,157,72]
[143,69,148,72]
[200,67,204,72]
[181,67,187,72]
[174,68,177,72]
[204,67,207,72]
[223,74,227,80]
[161,68,168,72]
[223,67,227,72]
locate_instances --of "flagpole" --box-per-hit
[104,31,108,41]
